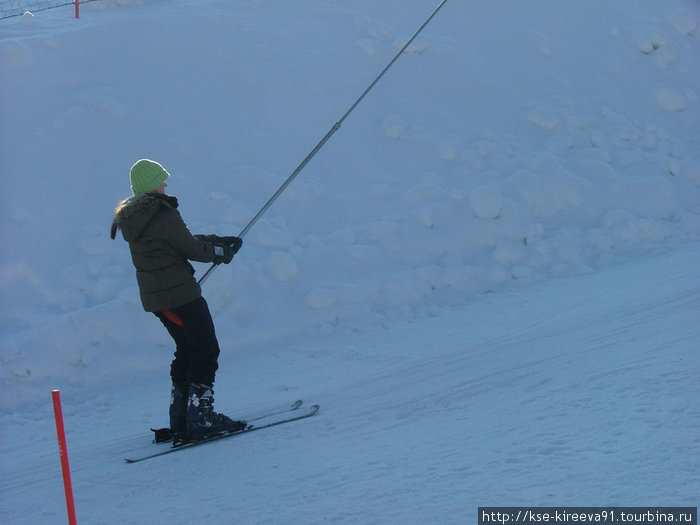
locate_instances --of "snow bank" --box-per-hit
[0,1,698,412]
[0,1,698,523]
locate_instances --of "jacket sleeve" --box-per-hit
[163,208,217,263]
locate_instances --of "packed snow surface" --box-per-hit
[1,0,698,523]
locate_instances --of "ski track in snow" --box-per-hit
[2,247,699,523]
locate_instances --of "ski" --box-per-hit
[247,399,303,422]
[151,399,303,444]
[125,402,319,463]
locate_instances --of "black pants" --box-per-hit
[154,296,220,386]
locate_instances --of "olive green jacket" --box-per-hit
[111,193,217,312]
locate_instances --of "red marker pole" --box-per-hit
[74,0,79,19]
[52,390,78,525]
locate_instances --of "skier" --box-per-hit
[111,158,245,444]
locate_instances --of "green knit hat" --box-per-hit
[129,159,170,195]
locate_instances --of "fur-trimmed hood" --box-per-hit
[110,193,179,241]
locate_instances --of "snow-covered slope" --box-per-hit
[1,0,698,523]
[2,246,698,523]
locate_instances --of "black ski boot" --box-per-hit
[169,381,189,446]
[186,383,246,441]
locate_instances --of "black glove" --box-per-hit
[217,235,243,255]
[197,234,243,257]
[195,234,217,243]
[212,243,235,265]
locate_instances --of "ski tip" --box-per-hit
[291,399,303,410]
